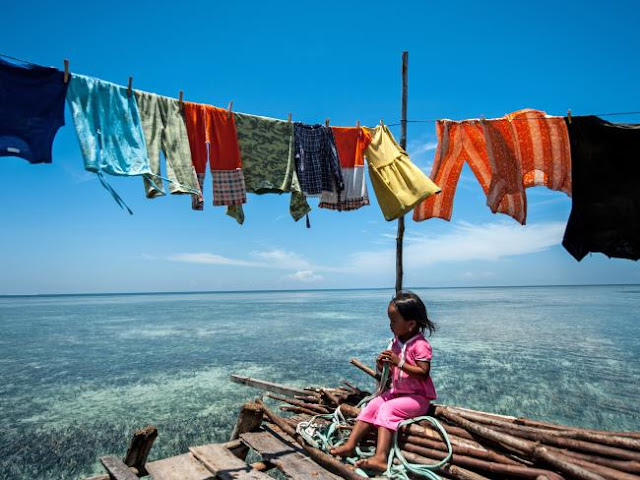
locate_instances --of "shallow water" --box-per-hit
[0,286,638,479]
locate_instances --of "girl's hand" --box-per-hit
[379,350,400,366]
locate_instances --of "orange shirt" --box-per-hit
[331,127,372,168]
[182,102,242,173]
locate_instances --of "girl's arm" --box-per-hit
[380,350,430,380]
[399,360,430,380]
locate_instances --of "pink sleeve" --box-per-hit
[411,339,433,362]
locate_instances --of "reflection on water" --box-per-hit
[0,285,638,478]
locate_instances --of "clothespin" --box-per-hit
[178,90,184,107]
[567,109,572,124]
[127,77,133,97]
[227,101,234,119]
[356,120,360,128]
[380,118,384,126]
[287,113,292,123]
[63,59,69,83]
[325,118,330,127]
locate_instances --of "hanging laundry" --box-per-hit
[319,127,372,211]
[66,75,153,213]
[366,124,440,221]
[0,56,68,164]
[134,91,201,198]
[67,75,151,176]
[413,109,571,224]
[182,102,246,223]
[229,113,310,222]
[294,123,343,197]
[562,116,640,261]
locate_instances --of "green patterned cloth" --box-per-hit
[228,113,310,222]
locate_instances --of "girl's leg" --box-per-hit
[331,394,387,457]
[355,394,430,472]
[355,426,393,471]
[330,420,372,456]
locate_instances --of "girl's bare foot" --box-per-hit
[355,456,388,472]
[330,444,355,457]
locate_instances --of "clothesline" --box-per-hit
[4,51,640,129]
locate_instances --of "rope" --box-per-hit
[2,53,639,129]
[296,363,452,479]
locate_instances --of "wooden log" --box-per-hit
[303,388,324,398]
[401,443,564,480]
[122,424,157,477]
[554,447,640,474]
[294,394,325,403]
[402,434,520,465]
[485,423,640,461]
[440,408,606,480]
[229,402,264,441]
[265,392,331,414]
[256,399,364,480]
[447,407,640,452]
[99,456,139,480]
[341,381,361,394]
[441,407,640,461]
[349,358,380,380]
[540,453,640,480]
[398,450,491,480]
[280,405,322,416]
[447,405,640,439]
[321,389,342,407]
[230,375,308,397]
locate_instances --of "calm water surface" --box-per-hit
[0,286,638,479]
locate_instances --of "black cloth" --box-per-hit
[563,116,640,261]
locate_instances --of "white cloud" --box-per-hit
[285,270,324,283]
[345,221,565,275]
[164,248,343,273]
[461,271,495,279]
[166,253,265,268]
[251,249,312,270]
[408,141,438,157]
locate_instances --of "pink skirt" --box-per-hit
[357,391,430,431]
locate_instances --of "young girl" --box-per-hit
[331,291,437,471]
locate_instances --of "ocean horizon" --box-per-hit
[1,285,639,479]
[2,281,638,298]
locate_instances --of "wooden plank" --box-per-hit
[189,444,271,480]
[99,456,139,480]
[240,430,340,479]
[230,375,308,397]
[146,453,214,480]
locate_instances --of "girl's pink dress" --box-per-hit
[357,333,436,431]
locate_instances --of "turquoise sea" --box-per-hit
[1,285,639,479]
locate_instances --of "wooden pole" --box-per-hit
[123,425,157,477]
[396,51,409,294]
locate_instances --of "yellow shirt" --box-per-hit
[365,125,441,221]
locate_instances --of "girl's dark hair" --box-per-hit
[391,290,436,336]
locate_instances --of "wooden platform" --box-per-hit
[88,371,640,480]
[137,425,340,480]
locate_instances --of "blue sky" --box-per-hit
[1,0,639,294]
